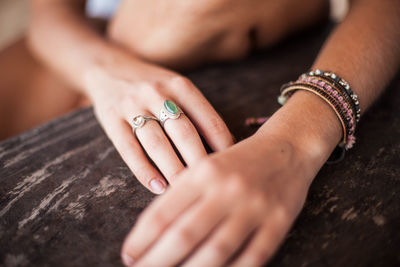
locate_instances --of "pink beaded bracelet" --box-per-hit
[278,70,361,163]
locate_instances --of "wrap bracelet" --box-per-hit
[278,70,361,163]
[296,78,356,137]
[304,69,361,122]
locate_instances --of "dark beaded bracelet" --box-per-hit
[296,77,357,136]
[291,82,354,137]
[304,70,361,122]
[278,70,361,163]
[296,70,360,136]
[280,83,349,147]
[301,75,357,121]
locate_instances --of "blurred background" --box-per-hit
[0,0,83,141]
[0,0,29,50]
[0,0,348,141]
[0,0,348,50]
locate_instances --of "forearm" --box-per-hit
[256,0,400,180]
[28,0,143,94]
[313,0,400,111]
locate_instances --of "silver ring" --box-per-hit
[159,100,183,126]
[131,115,158,133]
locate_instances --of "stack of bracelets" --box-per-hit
[278,69,361,163]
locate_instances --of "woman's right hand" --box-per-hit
[84,56,234,194]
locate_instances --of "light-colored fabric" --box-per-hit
[86,0,349,21]
[330,0,349,22]
[86,0,120,20]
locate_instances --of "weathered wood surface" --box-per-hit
[1,26,399,267]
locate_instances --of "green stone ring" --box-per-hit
[159,100,183,126]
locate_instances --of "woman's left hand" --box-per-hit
[121,132,318,267]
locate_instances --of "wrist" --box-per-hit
[256,90,342,175]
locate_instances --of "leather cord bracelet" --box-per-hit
[278,70,361,163]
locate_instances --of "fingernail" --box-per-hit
[150,178,166,194]
[121,253,135,266]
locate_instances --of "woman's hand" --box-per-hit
[120,131,317,267]
[85,57,234,194]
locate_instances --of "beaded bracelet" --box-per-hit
[299,75,355,116]
[295,78,356,138]
[305,70,361,122]
[278,70,361,163]
[281,83,349,148]
[309,70,361,133]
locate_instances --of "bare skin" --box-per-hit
[0,39,85,140]
[25,0,400,266]
[28,0,326,193]
[109,0,328,68]
[0,0,327,140]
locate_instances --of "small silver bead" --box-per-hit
[278,95,288,105]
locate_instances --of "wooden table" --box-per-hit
[1,25,399,267]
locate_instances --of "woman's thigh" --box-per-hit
[0,38,89,140]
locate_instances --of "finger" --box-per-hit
[133,192,230,267]
[121,175,202,263]
[169,77,234,151]
[182,205,259,267]
[163,114,207,166]
[135,119,185,184]
[229,221,285,267]
[100,114,165,194]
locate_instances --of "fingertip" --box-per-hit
[149,178,167,194]
[121,252,135,267]
[121,230,138,266]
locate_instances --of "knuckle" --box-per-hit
[132,165,152,183]
[199,160,220,175]
[140,81,165,98]
[167,170,181,184]
[116,142,133,161]
[176,121,195,140]
[208,116,228,137]
[213,241,233,258]
[169,76,193,89]
[112,133,137,158]
[146,211,168,230]
[141,131,165,151]
[97,105,119,123]
[224,174,247,197]
[121,95,139,111]
[250,192,268,211]
[274,205,290,224]
[176,226,197,246]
